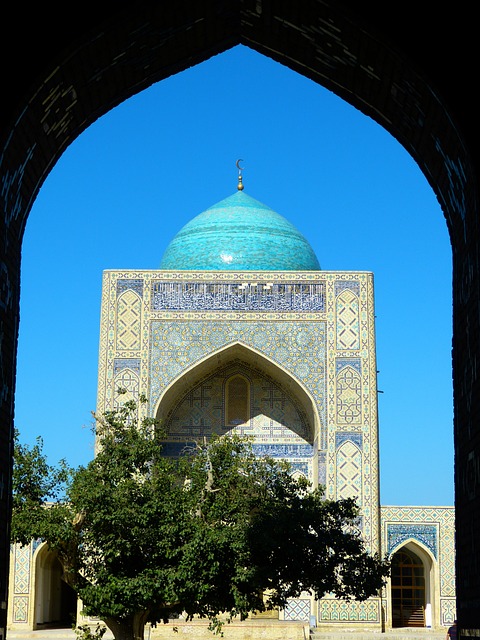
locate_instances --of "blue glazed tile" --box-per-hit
[159,190,321,271]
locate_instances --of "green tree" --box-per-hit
[11,396,390,640]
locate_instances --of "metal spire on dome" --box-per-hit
[236,159,244,191]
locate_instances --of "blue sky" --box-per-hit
[15,45,453,506]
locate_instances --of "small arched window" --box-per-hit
[225,375,250,426]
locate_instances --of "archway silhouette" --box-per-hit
[33,544,77,630]
[390,543,435,629]
[1,3,478,634]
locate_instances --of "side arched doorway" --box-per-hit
[33,544,77,630]
[391,545,434,629]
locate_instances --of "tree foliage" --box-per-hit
[11,396,390,640]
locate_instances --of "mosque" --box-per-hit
[8,172,456,634]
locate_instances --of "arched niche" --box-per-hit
[32,543,77,630]
[155,342,321,447]
[389,540,436,629]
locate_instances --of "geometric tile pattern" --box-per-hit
[162,361,314,481]
[387,523,438,558]
[12,595,28,623]
[116,290,141,351]
[116,279,144,298]
[149,319,327,431]
[336,440,363,502]
[441,598,457,626]
[335,281,361,298]
[284,599,311,621]
[13,543,30,594]
[114,367,139,406]
[318,597,380,622]
[336,288,360,350]
[336,364,362,425]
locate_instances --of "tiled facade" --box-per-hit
[8,265,456,632]
[8,194,456,632]
[94,267,455,630]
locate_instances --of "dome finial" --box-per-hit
[236,159,244,191]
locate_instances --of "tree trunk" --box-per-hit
[105,611,149,640]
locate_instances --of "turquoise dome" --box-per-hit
[159,191,320,271]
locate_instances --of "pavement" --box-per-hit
[6,629,114,640]
[4,627,448,640]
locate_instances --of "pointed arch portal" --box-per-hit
[1,2,479,634]
[391,547,428,628]
[33,545,77,630]
[156,342,319,446]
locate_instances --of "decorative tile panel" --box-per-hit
[336,288,360,350]
[152,281,326,312]
[115,290,142,351]
[336,361,362,425]
[12,595,28,623]
[336,440,363,502]
[13,543,30,594]
[284,599,311,621]
[381,506,455,597]
[116,279,144,298]
[318,598,380,622]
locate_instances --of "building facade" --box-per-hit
[8,186,455,633]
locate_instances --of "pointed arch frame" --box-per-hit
[153,341,322,448]
[0,1,478,627]
[388,539,438,630]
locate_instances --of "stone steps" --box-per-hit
[311,631,446,640]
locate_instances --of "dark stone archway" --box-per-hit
[1,2,478,636]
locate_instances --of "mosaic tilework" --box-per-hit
[336,288,360,350]
[318,598,380,623]
[117,279,144,297]
[116,290,142,351]
[152,281,326,312]
[336,440,363,502]
[13,543,30,594]
[387,523,438,558]
[149,320,327,432]
[381,505,456,627]
[284,599,311,621]
[162,362,314,481]
[336,362,362,425]
[441,598,457,625]
[318,451,327,486]
[12,595,28,623]
[113,359,140,406]
[95,270,381,629]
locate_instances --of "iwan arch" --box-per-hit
[1,2,478,638]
